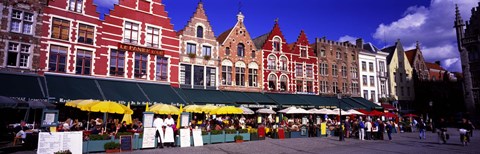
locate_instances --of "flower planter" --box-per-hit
[250,133,259,141]
[235,140,243,143]
[105,149,120,153]
[238,133,250,141]
[225,133,236,142]
[87,140,112,152]
[210,131,225,144]
[290,131,307,138]
[202,133,211,145]
[285,132,291,138]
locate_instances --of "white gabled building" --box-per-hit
[356,39,389,105]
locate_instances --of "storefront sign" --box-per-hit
[118,43,164,56]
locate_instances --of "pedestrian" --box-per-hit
[164,114,175,147]
[412,119,418,132]
[386,121,393,140]
[467,120,475,137]
[366,119,372,140]
[378,120,385,140]
[153,115,164,148]
[358,118,365,140]
[345,118,351,138]
[418,119,426,139]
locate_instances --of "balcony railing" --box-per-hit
[377,71,388,78]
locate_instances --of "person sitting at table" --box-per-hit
[91,124,103,135]
[118,121,128,132]
[14,121,31,144]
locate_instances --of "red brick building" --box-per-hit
[289,30,318,94]
[216,12,262,92]
[39,0,180,85]
[253,21,292,93]
[177,2,219,90]
[1,0,45,73]
[312,37,360,97]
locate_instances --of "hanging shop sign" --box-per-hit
[118,43,164,56]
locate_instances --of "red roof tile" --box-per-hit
[405,49,416,66]
[425,62,445,71]
[216,28,233,45]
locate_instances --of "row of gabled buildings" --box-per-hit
[0,0,472,114]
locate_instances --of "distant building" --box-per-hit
[425,61,456,81]
[0,0,45,73]
[454,3,479,115]
[216,12,262,92]
[382,40,415,112]
[358,40,389,105]
[177,2,219,89]
[405,42,430,81]
[311,37,360,97]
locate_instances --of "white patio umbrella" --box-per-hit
[317,108,337,115]
[347,109,364,115]
[239,106,255,115]
[285,107,311,114]
[277,106,297,113]
[307,108,320,114]
[331,108,351,115]
[256,108,276,114]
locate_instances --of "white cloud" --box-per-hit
[338,35,358,45]
[373,0,479,72]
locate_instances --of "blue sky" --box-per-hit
[93,0,480,72]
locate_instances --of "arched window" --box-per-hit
[280,75,288,91]
[268,74,276,90]
[225,47,230,55]
[273,37,281,51]
[196,26,203,38]
[237,43,245,57]
[279,56,287,71]
[267,55,276,70]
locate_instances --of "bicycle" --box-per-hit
[459,129,469,146]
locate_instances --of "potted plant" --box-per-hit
[210,130,225,143]
[224,129,237,142]
[104,141,120,153]
[234,135,243,143]
[202,131,211,145]
[203,55,211,60]
[238,129,250,141]
[54,150,72,154]
[188,53,196,58]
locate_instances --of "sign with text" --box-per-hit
[37,131,82,154]
[142,128,156,149]
[179,129,191,148]
[192,129,203,147]
[118,43,164,56]
[120,135,133,151]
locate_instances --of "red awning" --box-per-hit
[381,103,397,110]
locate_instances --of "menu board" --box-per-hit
[321,123,327,135]
[179,129,191,147]
[181,114,189,127]
[120,135,133,151]
[192,129,203,147]
[142,128,156,149]
[143,113,154,128]
[37,131,82,154]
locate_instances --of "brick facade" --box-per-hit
[312,38,360,97]
[177,2,219,89]
[39,0,179,85]
[216,12,262,92]
[290,30,318,95]
[1,0,45,73]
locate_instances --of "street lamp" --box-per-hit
[337,90,344,141]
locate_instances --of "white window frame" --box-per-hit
[5,42,31,68]
[9,9,34,35]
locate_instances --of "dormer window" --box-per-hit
[196,26,203,38]
[300,47,307,57]
[69,0,83,13]
[237,43,245,57]
[273,37,281,51]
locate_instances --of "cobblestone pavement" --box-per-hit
[130,130,479,154]
[3,129,479,154]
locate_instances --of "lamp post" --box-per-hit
[337,90,344,141]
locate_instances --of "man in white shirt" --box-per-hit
[365,119,372,140]
[153,116,164,148]
[164,114,175,147]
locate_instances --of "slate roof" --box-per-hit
[216,28,233,45]
[362,43,380,53]
[381,45,396,64]
[252,32,270,49]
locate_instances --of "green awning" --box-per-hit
[297,95,338,109]
[222,91,256,104]
[138,83,185,104]
[341,98,367,110]
[96,79,148,103]
[351,97,381,110]
[265,93,312,108]
[0,72,46,101]
[243,92,277,105]
[179,89,234,105]
[46,74,103,102]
